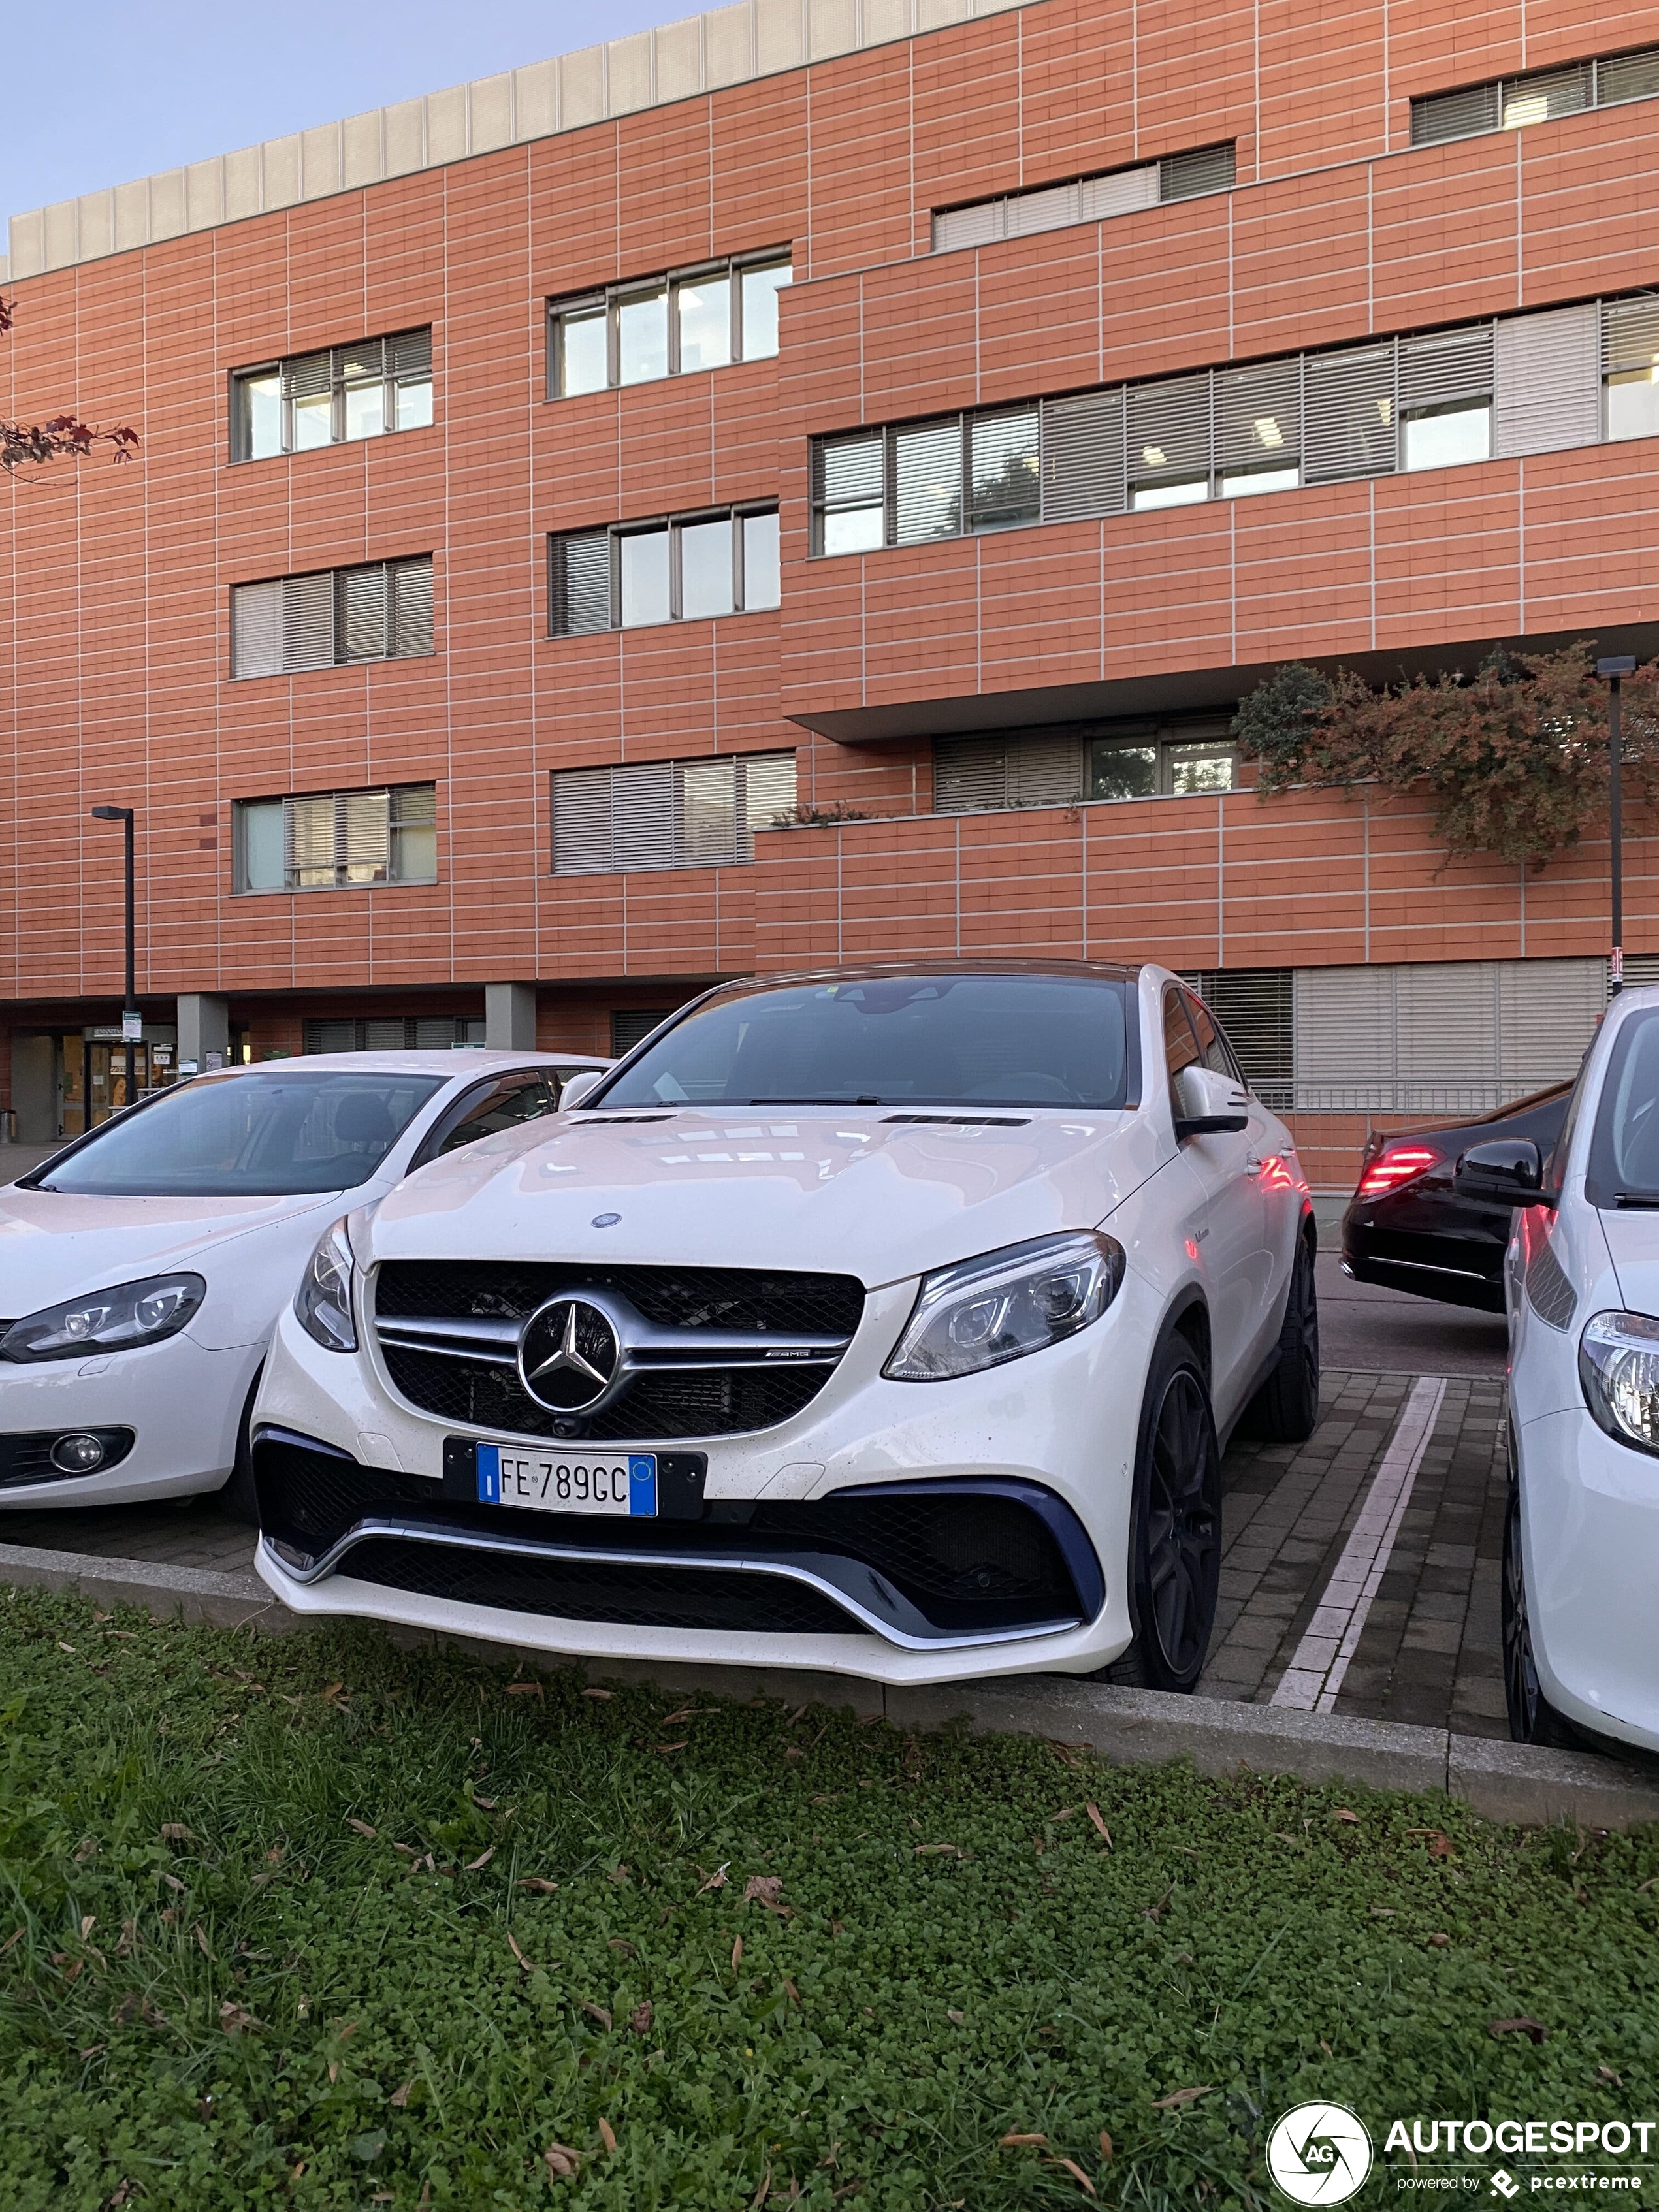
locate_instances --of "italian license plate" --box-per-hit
[475,1443,658,1517]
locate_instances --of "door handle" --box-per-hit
[1245,1155,1265,1176]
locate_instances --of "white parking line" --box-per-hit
[1268,1375,1448,1713]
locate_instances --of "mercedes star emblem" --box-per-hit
[517,1296,621,1413]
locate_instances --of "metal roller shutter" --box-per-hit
[282,571,335,672]
[933,737,1008,814]
[391,557,434,656]
[339,564,389,662]
[1007,733,1085,809]
[551,531,613,635]
[1494,306,1600,457]
[1293,967,1396,1111]
[1394,963,1499,1115]
[1497,959,1604,1089]
[1040,389,1127,521]
[552,768,615,874]
[610,762,679,874]
[1187,969,1294,1107]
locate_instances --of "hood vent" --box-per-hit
[570,1112,675,1124]
[881,1113,1031,1127]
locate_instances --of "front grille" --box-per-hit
[373,1262,864,1441]
[342,1537,864,1634]
[253,1436,1091,1641]
[376,1262,864,1337]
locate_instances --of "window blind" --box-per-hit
[1159,144,1236,201]
[930,144,1223,253]
[1185,970,1294,1107]
[551,752,797,875]
[1039,390,1127,521]
[1410,41,1659,145]
[1494,304,1601,456]
[231,558,432,677]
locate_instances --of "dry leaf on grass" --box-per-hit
[607,1937,637,1957]
[1000,2133,1048,2147]
[159,1824,192,1843]
[518,1877,559,1893]
[390,2081,413,2108]
[506,1932,533,1974]
[345,1818,376,1839]
[1085,1803,1112,1847]
[582,2002,613,2031]
[783,1979,801,2006]
[1408,1827,1455,1859]
[732,1936,744,1970]
[1153,2086,1213,2110]
[743,1875,789,1913]
[1050,2157,1096,2195]
[630,2000,653,2034]
[1489,2017,1548,2044]
[464,1847,495,1872]
[914,1843,962,1857]
[946,2008,965,2025]
[218,2000,261,2034]
[1099,2130,1114,2160]
[656,1741,690,1754]
[544,2143,582,2179]
[1333,1808,1360,1825]
[696,1863,730,1895]
[598,2118,618,2153]
[505,1681,543,1699]
[581,1687,614,1700]
[192,1926,214,1959]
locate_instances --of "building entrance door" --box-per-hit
[88,1040,152,1124]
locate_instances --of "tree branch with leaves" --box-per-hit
[1,295,138,474]
[1231,644,1659,870]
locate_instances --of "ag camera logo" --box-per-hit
[1267,2103,1374,2204]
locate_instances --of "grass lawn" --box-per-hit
[0,1587,1656,2210]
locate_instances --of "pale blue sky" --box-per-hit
[4,0,697,227]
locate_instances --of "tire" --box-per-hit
[1239,1229,1320,1444]
[1502,1430,1574,1747]
[1107,1334,1223,1693]
[216,1366,264,1526]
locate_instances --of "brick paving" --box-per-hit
[0,1371,1513,1738]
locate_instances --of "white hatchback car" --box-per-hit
[251,963,1317,1687]
[1458,982,1659,1752]
[0,1050,607,1518]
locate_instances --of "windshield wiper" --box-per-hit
[745,1096,884,1106]
[1613,1191,1659,1208]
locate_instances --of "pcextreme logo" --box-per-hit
[1267,2104,1375,2204]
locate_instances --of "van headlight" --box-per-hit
[295,1219,357,1353]
[884,1232,1125,1382]
[0,1274,206,1362]
[1580,1309,1659,1455]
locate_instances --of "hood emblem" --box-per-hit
[517,1297,621,1413]
[591,1211,620,1228]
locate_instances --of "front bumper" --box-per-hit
[1519,1405,1659,1752]
[0,1332,255,1506]
[250,1267,1155,1685]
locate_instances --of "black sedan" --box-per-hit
[1340,1080,1573,1312]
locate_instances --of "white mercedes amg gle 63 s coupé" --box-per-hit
[250,963,1319,1687]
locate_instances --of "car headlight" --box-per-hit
[884,1232,1125,1382]
[295,1219,357,1353]
[0,1273,206,1364]
[1580,1309,1659,1455]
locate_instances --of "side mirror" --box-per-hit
[1453,1138,1553,1207]
[1174,1064,1250,1143]
[558,1068,605,1112]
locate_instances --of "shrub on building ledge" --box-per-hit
[1232,644,1659,869]
[769,801,873,828]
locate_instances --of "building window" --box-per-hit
[231,330,432,461]
[1182,970,1294,1109]
[931,143,1234,251]
[235,784,437,893]
[812,289,1659,552]
[933,722,1235,813]
[611,1009,675,1055]
[231,558,433,677]
[1410,42,1659,146]
[551,752,796,874]
[548,253,792,397]
[304,1016,487,1052]
[549,507,779,635]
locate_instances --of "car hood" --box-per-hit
[1599,1210,1659,1317]
[0,1187,347,1315]
[367,1108,1161,1284]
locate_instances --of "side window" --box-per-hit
[1163,988,1202,1115]
[1184,992,1238,1080]
[437,1075,560,1157]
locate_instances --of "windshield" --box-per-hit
[596,974,1133,1110]
[1585,1009,1659,1208]
[36,1070,445,1197]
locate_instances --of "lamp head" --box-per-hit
[1598,656,1637,678]
[89,805,132,822]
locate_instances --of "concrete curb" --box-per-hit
[6,1541,1658,1830]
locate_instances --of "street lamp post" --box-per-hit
[1597,658,1637,996]
[90,805,137,1106]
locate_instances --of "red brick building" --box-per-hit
[3,0,1656,1181]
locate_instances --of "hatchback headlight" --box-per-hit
[884,1232,1125,1382]
[295,1219,357,1353]
[0,1274,206,1364]
[1580,1309,1659,1456]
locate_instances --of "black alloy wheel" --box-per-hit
[1501,1431,1572,1747]
[1110,1339,1222,1692]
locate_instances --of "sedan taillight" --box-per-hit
[1355,1143,1442,1198]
